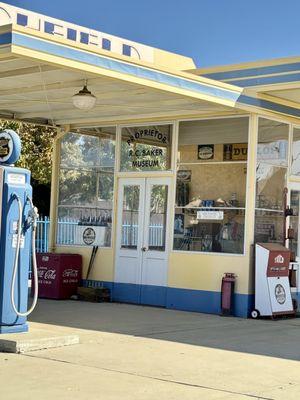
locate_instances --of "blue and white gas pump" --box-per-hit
[0,129,39,334]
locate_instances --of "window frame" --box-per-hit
[172,115,251,257]
[254,116,291,246]
[56,127,117,248]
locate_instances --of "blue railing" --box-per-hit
[36,216,50,253]
[36,217,78,252]
[56,217,79,246]
[36,217,164,252]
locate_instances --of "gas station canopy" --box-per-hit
[194,58,300,122]
[1,2,300,128]
[0,17,237,127]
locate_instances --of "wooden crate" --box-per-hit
[77,286,110,303]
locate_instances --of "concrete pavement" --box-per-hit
[1,299,300,399]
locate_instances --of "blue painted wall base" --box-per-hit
[82,280,254,318]
[0,322,28,334]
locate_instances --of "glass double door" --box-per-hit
[114,177,171,306]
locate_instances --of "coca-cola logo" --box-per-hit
[62,269,79,278]
[38,269,57,280]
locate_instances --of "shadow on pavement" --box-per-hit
[29,298,300,361]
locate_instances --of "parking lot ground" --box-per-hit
[1,299,300,399]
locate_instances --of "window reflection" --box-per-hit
[254,118,288,244]
[291,128,300,176]
[57,129,115,247]
[148,185,168,251]
[121,186,140,249]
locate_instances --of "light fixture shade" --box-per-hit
[72,85,96,110]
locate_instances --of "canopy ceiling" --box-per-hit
[0,24,249,128]
[0,23,299,129]
[0,56,238,127]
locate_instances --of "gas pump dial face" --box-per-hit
[0,130,21,165]
[0,132,13,162]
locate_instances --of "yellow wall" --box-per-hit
[168,252,250,293]
[55,246,114,282]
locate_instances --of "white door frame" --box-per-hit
[114,176,172,304]
[115,177,145,286]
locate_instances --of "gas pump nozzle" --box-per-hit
[25,198,39,230]
[10,194,39,318]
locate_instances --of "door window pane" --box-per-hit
[148,185,168,251]
[121,186,140,249]
[120,125,172,171]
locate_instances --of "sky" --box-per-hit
[3,0,300,68]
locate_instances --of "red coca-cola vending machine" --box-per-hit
[35,253,82,299]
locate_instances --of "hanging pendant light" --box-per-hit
[72,80,97,110]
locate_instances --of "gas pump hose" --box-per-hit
[10,194,39,317]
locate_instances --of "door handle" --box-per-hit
[141,246,147,252]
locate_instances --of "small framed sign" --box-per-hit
[197,211,224,220]
[83,227,96,245]
[177,170,191,182]
[223,143,248,161]
[198,144,214,160]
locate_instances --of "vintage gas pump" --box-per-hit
[252,243,295,318]
[0,129,39,333]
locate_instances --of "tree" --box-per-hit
[0,120,57,184]
[0,120,57,215]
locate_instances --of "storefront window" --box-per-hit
[120,124,172,171]
[57,128,116,247]
[174,117,249,254]
[254,118,288,244]
[291,127,300,176]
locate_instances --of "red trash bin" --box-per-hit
[221,273,236,316]
[35,253,82,299]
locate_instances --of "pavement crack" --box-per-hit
[133,322,288,338]
[134,324,234,337]
[23,353,275,400]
